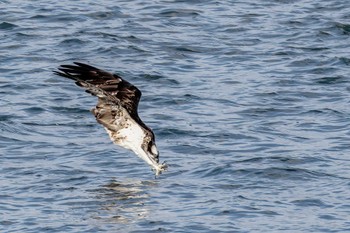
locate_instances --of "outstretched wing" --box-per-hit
[54,62,141,116]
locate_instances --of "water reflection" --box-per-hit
[89,179,156,223]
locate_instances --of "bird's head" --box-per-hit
[141,131,159,164]
[121,123,166,175]
[135,131,166,175]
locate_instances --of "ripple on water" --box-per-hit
[335,22,350,34]
[0,22,18,30]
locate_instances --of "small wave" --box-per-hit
[58,38,89,47]
[314,75,347,85]
[0,22,18,30]
[159,9,201,18]
[335,22,350,34]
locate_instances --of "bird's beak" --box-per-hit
[142,145,160,167]
[138,146,167,176]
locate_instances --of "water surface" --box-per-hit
[1,0,350,232]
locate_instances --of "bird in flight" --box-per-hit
[54,62,167,176]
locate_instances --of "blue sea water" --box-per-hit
[1,0,350,232]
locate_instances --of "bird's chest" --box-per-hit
[106,112,145,150]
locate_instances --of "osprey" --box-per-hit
[54,62,167,176]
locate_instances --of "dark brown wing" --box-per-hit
[54,62,141,116]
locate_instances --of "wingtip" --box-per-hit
[53,68,76,80]
[73,62,99,70]
[53,70,64,77]
[73,61,84,66]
